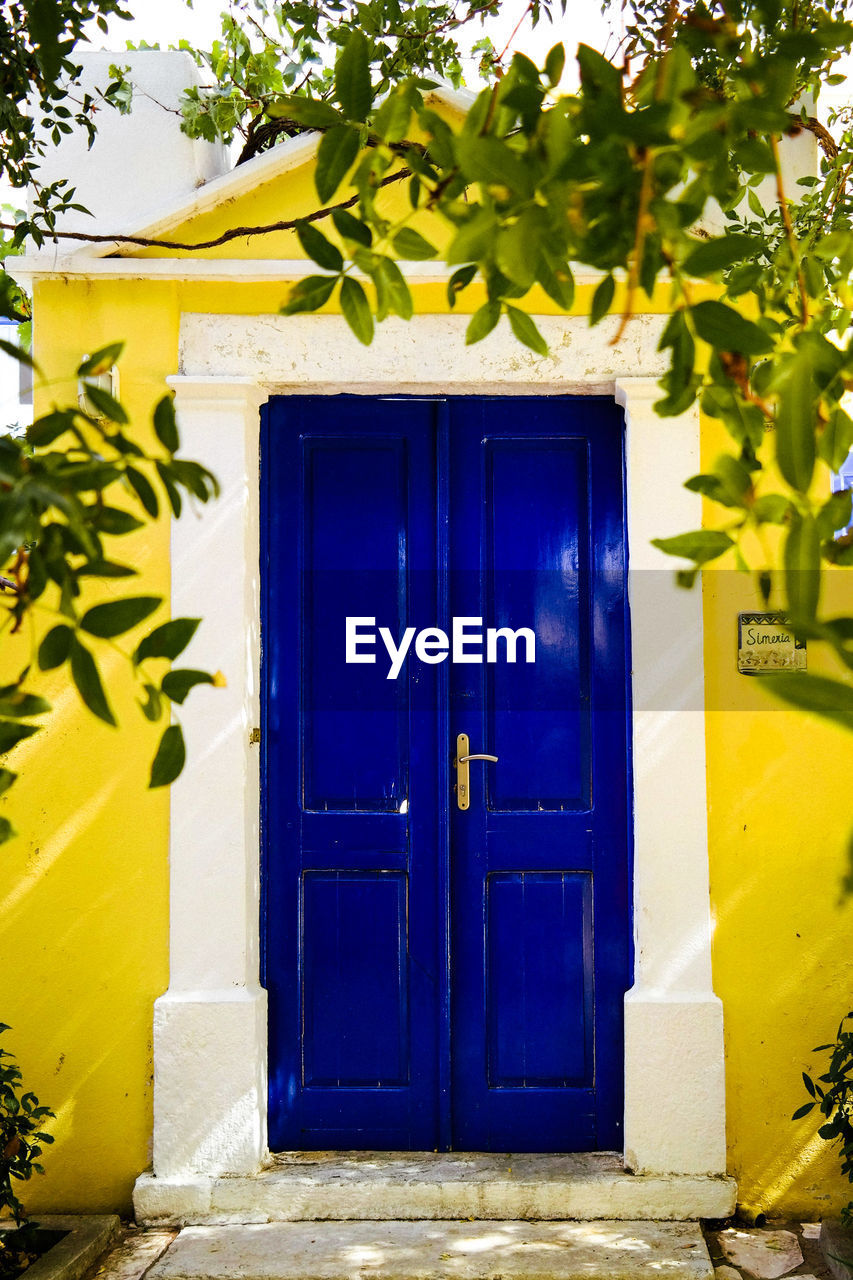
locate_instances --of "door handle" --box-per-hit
[454,733,498,811]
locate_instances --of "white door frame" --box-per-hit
[147,310,726,1188]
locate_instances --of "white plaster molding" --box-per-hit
[145,312,726,1196]
[5,257,611,289]
[177,312,666,390]
[153,376,268,1178]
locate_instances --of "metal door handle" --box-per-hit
[454,733,498,811]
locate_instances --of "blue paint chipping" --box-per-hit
[261,395,632,1153]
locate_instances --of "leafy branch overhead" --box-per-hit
[3,0,853,784]
[0,335,222,840]
[167,0,853,736]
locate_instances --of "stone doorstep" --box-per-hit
[132,1152,737,1227]
[13,1216,121,1280]
[144,1220,714,1280]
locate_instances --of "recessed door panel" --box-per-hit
[302,871,408,1087]
[485,437,591,811]
[303,438,408,811]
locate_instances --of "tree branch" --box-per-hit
[1,170,411,253]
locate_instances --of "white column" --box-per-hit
[152,376,269,1178]
[615,379,727,1176]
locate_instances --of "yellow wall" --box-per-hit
[8,159,853,1217]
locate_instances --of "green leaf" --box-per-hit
[0,691,50,718]
[454,135,534,199]
[577,44,622,97]
[161,668,215,704]
[764,671,853,735]
[792,1101,816,1120]
[652,530,735,565]
[446,211,498,266]
[590,274,615,326]
[156,461,182,517]
[375,257,413,321]
[38,625,73,670]
[752,494,791,525]
[77,343,124,377]
[506,307,548,356]
[340,277,374,345]
[713,453,752,504]
[81,596,162,639]
[819,407,853,473]
[682,234,762,278]
[331,209,371,247]
[77,561,137,579]
[0,816,16,844]
[0,768,17,797]
[296,221,344,272]
[93,506,145,536]
[315,125,360,202]
[0,720,39,756]
[496,217,538,290]
[82,383,128,424]
[149,724,186,788]
[69,636,116,726]
[153,395,179,453]
[0,339,37,369]
[126,465,159,518]
[392,228,438,260]
[266,96,343,128]
[690,301,773,355]
[447,264,478,309]
[27,411,75,447]
[139,683,162,722]
[784,513,821,622]
[371,86,413,142]
[280,275,337,316]
[817,490,853,538]
[466,301,501,345]
[776,354,816,493]
[545,43,566,87]
[335,29,372,121]
[134,618,200,664]
[537,255,574,310]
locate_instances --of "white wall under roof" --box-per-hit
[28,51,229,241]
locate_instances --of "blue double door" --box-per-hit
[262,395,631,1153]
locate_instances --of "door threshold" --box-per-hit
[133,1151,736,1226]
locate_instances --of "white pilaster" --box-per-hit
[616,379,726,1176]
[152,377,269,1178]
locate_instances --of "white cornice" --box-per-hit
[5,254,611,288]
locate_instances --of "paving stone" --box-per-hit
[92,1231,178,1280]
[820,1220,853,1280]
[714,1267,742,1279]
[801,1225,822,1241]
[718,1228,803,1279]
[147,1220,714,1280]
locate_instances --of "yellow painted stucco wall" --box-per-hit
[5,150,853,1218]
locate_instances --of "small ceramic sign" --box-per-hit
[738,612,806,675]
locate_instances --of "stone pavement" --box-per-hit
[82,1216,837,1280]
[704,1221,833,1280]
[90,1220,713,1280]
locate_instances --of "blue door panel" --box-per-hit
[262,394,631,1153]
[302,872,408,1087]
[485,438,591,811]
[303,437,409,811]
[487,872,593,1087]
